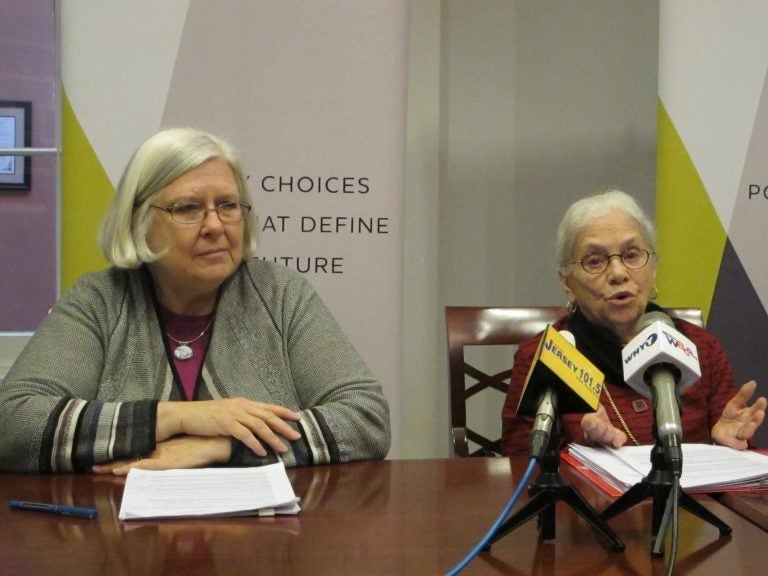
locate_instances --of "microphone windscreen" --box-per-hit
[636,311,673,332]
[622,313,701,398]
[559,330,576,346]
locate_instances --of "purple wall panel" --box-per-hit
[0,0,57,331]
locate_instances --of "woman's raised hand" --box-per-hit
[580,404,628,449]
[712,380,766,449]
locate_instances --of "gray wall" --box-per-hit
[402,1,659,458]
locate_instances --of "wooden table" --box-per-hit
[1,458,765,575]
[715,491,768,531]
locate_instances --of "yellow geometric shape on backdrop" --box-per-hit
[61,87,112,291]
[656,99,727,323]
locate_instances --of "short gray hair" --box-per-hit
[556,189,656,273]
[99,127,258,268]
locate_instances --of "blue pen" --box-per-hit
[10,500,98,519]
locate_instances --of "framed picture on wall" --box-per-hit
[0,100,31,190]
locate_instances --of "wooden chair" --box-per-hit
[445,306,704,457]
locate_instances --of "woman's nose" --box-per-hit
[605,255,629,278]
[199,207,226,231]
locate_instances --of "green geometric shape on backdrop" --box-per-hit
[655,99,727,323]
[61,86,112,291]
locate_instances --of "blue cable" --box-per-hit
[445,457,538,576]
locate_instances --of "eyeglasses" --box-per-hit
[150,201,252,225]
[570,247,654,274]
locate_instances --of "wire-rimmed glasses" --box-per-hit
[570,247,654,274]
[150,201,252,225]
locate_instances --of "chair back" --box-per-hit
[445,306,703,457]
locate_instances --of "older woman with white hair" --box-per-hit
[502,189,765,455]
[0,127,390,473]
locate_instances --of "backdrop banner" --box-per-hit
[657,1,768,447]
[62,1,408,455]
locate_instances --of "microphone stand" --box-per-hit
[483,424,625,552]
[598,425,732,556]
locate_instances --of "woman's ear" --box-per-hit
[559,271,575,303]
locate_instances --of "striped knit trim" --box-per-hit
[84,402,104,463]
[312,410,341,463]
[74,401,121,465]
[50,399,87,472]
[105,404,122,460]
[299,410,329,465]
[298,409,340,465]
[39,397,69,472]
[280,439,298,467]
[45,399,154,471]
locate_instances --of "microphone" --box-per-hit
[529,387,558,460]
[517,327,604,459]
[622,311,701,472]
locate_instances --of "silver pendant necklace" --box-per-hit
[166,319,214,361]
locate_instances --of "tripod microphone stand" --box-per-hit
[483,426,625,552]
[599,434,732,557]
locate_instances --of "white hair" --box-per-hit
[99,127,258,268]
[556,189,656,273]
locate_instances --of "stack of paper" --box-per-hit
[118,462,301,520]
[564,443,768,497]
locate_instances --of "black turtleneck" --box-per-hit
[567,301,666,388]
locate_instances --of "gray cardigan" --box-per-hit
[0,260,390,472]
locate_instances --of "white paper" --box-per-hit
[568,443,768,493]
[118,463,300,520]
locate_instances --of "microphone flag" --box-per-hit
[622,314,701,399]
[516,325,603,417]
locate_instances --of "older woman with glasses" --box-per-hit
[0,127,390,473]
[502,189,765,456]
